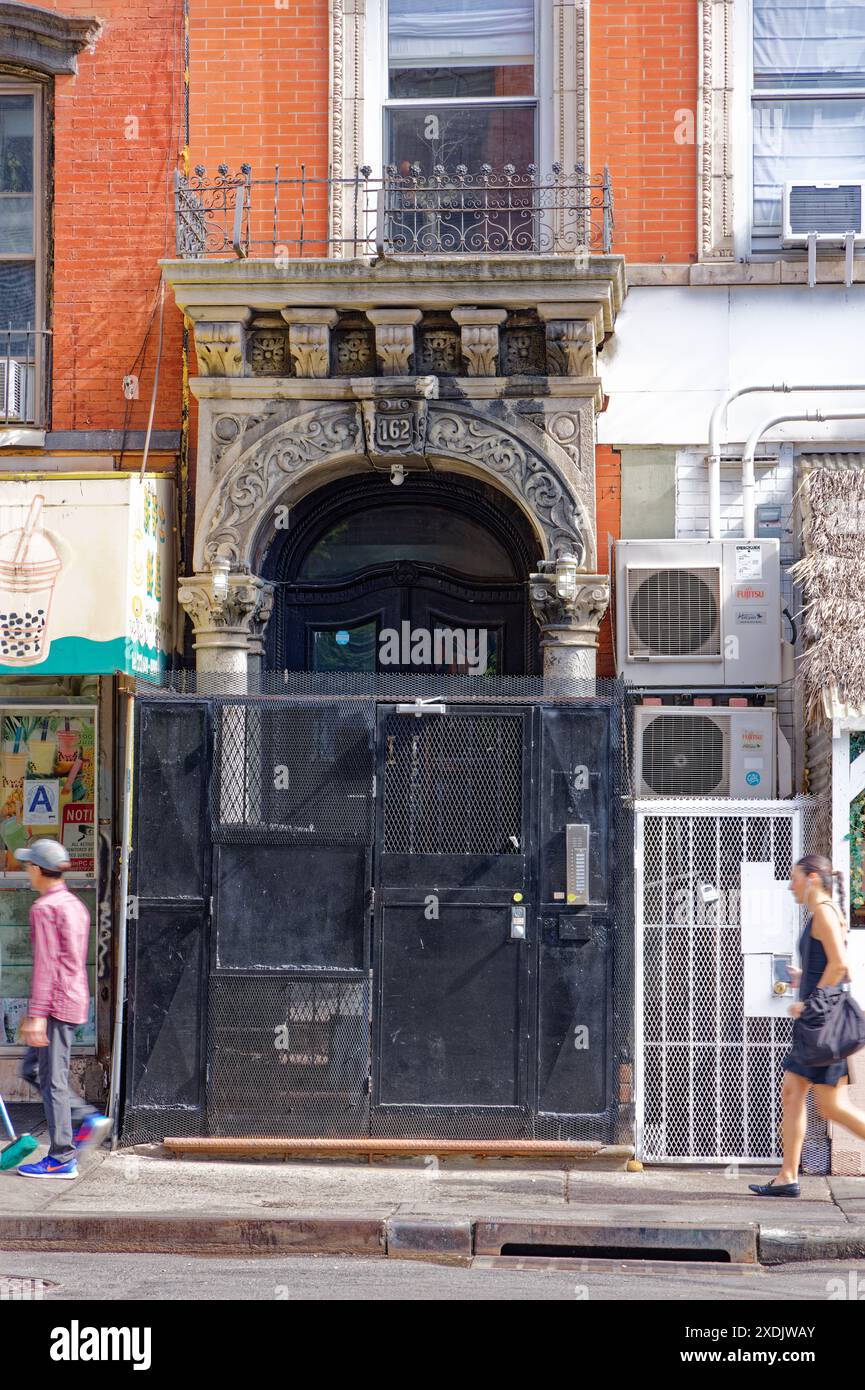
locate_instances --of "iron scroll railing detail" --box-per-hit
[173,163,614,260]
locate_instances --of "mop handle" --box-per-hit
[0,1094,16,1142]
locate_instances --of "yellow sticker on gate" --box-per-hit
[513,892,523,902]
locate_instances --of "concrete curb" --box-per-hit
[0,1214,386,1258]
[759,1225,865,1266]
[3,1211,860,1264]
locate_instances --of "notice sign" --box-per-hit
[22,779,59,825]
[734,544,763,581]
[61,802,94,872]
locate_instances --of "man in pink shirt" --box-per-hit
[14,837,111,1179]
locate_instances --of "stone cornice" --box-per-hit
[0,2,102,75]
[161,255,627,334]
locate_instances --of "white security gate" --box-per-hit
[635,798,827,1168]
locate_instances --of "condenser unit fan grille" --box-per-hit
[628,567,721,659]
[640,714,729,797]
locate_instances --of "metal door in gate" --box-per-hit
[372,706,533,1134]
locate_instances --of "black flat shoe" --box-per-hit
[748,1180,800,1197]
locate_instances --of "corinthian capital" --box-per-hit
[178,568,275,679]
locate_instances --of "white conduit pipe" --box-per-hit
[708,383,865,539]
[742,409,865,539]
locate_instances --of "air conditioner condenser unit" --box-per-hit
[633,706,777,799]
[615,539,784,686]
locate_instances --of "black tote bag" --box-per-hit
[791,920,865,1068]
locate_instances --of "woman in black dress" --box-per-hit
[749,855,865,1197]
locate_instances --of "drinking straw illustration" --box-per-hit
[40,718,48,742]
[13,494,44,567]
[13,725,21,753]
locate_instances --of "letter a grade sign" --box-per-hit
[23,778,60,826]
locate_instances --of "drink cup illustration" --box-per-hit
[0,495,62,666]
[57,724,79,760]
[28,719,57,775]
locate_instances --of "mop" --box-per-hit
[0,1092,38,1170]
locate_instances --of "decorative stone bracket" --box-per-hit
[451,307,508,376]
[367,309,422,375]
[282,308,339,379]
[528,569,611,680]
[537,305,597,377]
[189,308,252,377]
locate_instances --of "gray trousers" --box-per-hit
[19,1017,97,1165]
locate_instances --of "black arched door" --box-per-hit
[263,474,541,675]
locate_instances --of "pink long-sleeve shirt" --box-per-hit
[28,882,91,1025]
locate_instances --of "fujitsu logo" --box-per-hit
[735,586,766,601]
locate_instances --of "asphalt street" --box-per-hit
[3,1251,865,1301]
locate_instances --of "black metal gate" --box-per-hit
[122,674,632,1146]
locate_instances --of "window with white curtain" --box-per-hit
[385,0,537,174]
[752,0,865,247]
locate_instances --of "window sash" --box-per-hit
[0,81,46,427]
[388,0,535,69]
[753,0,865,89]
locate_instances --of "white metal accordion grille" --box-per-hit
[636,799,828,1169]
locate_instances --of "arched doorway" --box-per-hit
[262,472,542,674]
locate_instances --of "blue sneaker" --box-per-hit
[18,1155,79,1180]
[73,1114,113,1152]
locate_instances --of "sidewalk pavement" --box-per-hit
[2,1130,865,1265]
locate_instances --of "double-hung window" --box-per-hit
[752,0,865,252]
[384,0,537,175]
[0,81,45,426]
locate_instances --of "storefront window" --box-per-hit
[0,706,97,1049]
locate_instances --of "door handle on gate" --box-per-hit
[510,905,527,940]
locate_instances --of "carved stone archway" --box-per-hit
[182,398,609,683]
[197,400,593,573]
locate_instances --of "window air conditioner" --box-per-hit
[614,539,783,686]
[783,181,865,245]
[633,706,777,799]
[0,360,32,422]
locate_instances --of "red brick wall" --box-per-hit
[189,0,331,253]
[595,444,621,678]
[47,0,183,433]
[590,0,698,264]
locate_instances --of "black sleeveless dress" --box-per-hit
[782,909,849,1086]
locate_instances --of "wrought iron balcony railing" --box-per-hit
[1,328,51,429]
[174,164,613,261]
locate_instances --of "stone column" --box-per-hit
[366,308,422,375]
[451,307,508,376]
[529,568,611,682]
[178,566,275,691]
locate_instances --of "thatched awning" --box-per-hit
[793,468,865,724]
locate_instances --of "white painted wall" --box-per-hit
[598,286,865,449]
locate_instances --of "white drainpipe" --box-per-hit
[708,383,865,538]
[742,409,865,539]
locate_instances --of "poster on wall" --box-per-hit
[0,709,96,874]
[0,476,176,677]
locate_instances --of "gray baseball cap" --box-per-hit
[15,838,71,870]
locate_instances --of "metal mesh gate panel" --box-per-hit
[382,714,523,855]
[636,798,827,1169]
[208,977,370,1136]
